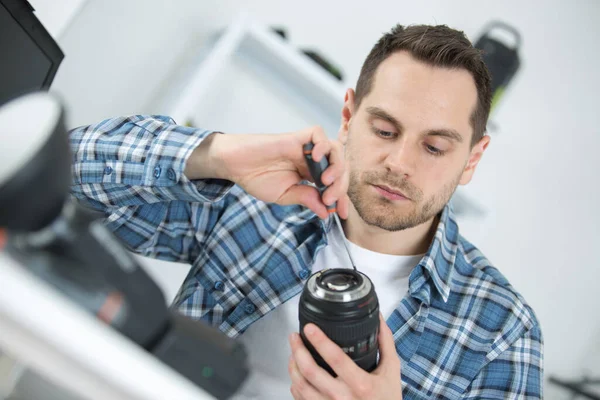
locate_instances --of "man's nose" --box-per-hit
[383,139,417,177]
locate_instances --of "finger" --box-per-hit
[278,184,329,219]
[289,332,347,398]
[322,142,348,216]
[311,140,343,196]
[320,141,345,187]
[288,355,326,400]
[290,385,303,400]
[338,193,350,220]
[306,128,341,188]
[311,139,332,165]
[376,313,401,373]
[335,168,350,219]
[305,126,329,158]
[294,158,313,183]
[302,323,369,385]
[321,171,347,209]
[291,126,328,182]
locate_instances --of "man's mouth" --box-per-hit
[372,184,411,201]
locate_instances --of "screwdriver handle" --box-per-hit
[303,143,337,213]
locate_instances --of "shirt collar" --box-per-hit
[410,203,459,304]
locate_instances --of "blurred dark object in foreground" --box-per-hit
[549,375,600,399]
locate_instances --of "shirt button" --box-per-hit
[153,166,161,178]
[244,303,256,314]
[213,281,225,291]
[167,168,176,181]
[299,269,310,279]
[104,166,113,175]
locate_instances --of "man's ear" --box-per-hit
[459,135,491,185]
[338,89,356,145]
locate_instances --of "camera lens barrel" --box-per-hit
[298,268,379,375]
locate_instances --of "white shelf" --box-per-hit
[156,12,345,137]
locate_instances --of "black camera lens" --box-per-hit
[298,268,379,375]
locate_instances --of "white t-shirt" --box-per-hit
[232,222,424,399]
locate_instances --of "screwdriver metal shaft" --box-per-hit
[332,213,357,271]
[303,142,357,271]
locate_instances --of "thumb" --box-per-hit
[278,184,328,219]
[377,313,401,372]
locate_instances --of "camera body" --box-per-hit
[0,92,249,399]
[298,268,380,375]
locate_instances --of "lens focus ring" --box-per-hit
[299,309,379,342]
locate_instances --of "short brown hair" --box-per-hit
[354,24,492,145]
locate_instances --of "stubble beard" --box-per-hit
[347,168,460,232]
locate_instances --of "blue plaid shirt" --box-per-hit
[69,115,543,399]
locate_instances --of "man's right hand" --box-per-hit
[184,126,349,220]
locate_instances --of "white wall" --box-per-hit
[40,0,600,398]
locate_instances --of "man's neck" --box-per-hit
[342,207,439,256]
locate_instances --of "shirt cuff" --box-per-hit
[143,127,234,202]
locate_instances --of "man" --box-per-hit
[70,24,543,399]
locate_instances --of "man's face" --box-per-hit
[340,51,488,231]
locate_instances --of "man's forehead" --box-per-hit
[373,51,477,95]
[365,51,478,139]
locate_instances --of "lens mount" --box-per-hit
[307,269,372,303]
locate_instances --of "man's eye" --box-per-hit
[374,129,395,138]
[425,144,445,156]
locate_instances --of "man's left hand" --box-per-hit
[288,313,403,400]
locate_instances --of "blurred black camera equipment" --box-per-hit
[0,92,249,399]
[474,21,522,111]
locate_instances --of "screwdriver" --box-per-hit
[303,143,357,271]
